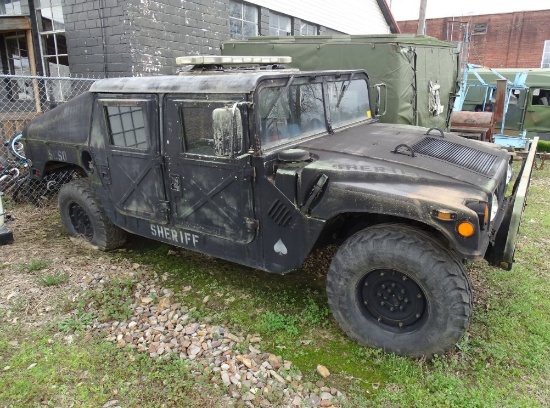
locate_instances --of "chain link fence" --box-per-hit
[1,74,98,207]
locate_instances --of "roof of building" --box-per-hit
[375,0,401,33]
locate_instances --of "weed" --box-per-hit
[81,279,135,322]
[259,311,299,336]
[20,259,50,273]
[58,310,95,332]
[39,271,70,287]
[9,297,26,313]
[299,297,330,327]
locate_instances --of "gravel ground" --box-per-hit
[0,203,345,407]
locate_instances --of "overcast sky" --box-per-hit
[390,0,548,21]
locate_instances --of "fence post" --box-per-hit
[25,30,42,114]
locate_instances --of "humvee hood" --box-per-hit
[298,122,508,189]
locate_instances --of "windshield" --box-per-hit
[258,76,371,149]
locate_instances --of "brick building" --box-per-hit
[398,9,550,69]
[0,0,399,79]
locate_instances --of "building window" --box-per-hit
[542,40,550,68]
[269,11,291,36]
[300,21,318,36]
[4,32,33,101]
[0,0,22,15]
[472,23,488,35]
[36,0,69,77]
[4,33,30,75]
[229,0,258,40]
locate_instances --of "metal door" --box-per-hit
[97,96,168,223]
[164,96,255,243]
[525,88,550,132]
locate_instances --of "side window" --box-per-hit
[532,89,550,106]
[179,100,242,156]
[105,105,148,149]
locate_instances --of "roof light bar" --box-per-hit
[175,55,292,66]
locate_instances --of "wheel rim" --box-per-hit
[68,202,94,239]
[359,269,427,333]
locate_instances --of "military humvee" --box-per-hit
[23,56,537,357]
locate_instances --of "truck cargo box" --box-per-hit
[221,34,460,130]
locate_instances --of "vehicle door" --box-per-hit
[93,94,168,223]
[525,88,550,132]
[503,89,528,132]
[163,96,255,243]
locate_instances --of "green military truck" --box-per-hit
[221,35,460,130]
[461,67,550,139]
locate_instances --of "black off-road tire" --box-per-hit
[327,224,472,357]
[58,179,126,250]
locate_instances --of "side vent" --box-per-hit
[412,137,498,176]
[268,200,293,227]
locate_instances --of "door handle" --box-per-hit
[99,165,111,184]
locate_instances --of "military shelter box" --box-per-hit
[221,35,460,130]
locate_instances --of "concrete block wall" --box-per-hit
[398,10,550,68]
[63,0,132,77]
[125,0,229,76]
[63,0,346,77]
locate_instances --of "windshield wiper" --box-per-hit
[335,72,356,108]
[264,75,295,118]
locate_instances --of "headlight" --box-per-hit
[506,163,513,184]
[490,194,499,222]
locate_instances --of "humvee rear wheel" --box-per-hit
[58,179,126,251]
[327,224,472,357]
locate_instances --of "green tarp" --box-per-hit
[221,35,460,130]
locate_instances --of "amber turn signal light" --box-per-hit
[432,209,457,221]
[457,221,475,238]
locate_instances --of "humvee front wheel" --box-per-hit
[58,179,126,250]
[327,224,472,357]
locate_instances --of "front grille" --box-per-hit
[268,200,292,227]
[412,137,498,176]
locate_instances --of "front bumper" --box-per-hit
[485,137,539,270]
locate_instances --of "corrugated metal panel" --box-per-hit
[250,0,390,34]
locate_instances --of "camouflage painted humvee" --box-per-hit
[23,56,537,357]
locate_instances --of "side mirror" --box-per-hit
[372,83,387,117]
[212,104,243,158]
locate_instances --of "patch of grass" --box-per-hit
[0,330,224,407]
[299,296,331,327]
[259,311,299,337]
[9,297,27,313]
[58,310,95,333]
[80,278,135,322]
[39,271,70,287]
[20,259,50,273]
